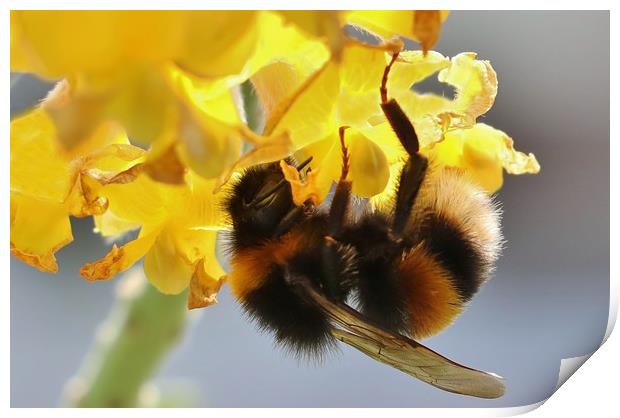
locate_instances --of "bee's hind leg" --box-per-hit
[319,126,357,300]
[379,51,428,235]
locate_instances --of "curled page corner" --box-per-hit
[490,400,546,417]
[555,353,593,392]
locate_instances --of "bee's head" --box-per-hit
[225,158,312,248]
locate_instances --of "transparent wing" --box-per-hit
[299,280,506,399]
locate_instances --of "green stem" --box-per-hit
[65,271,189,407]
[65,81,260,408]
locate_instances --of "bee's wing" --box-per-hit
[302,283,506,399]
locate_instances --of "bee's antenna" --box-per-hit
[380,52,400,104]
[249,156,314,207]
[338,126,350,181]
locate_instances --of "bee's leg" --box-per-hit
[319,127,357,300]
[326,126,353,236]
[380,52,428,234]
[392,154,428,234]
[273,205,308,237]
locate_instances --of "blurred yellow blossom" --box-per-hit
[10,107,144,272]
[346,10,450,54]
[11,11,329,184]
[11,11,259,83]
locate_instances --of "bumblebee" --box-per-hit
[224,51,504,397]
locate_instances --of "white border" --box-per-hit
[4,1,616,416]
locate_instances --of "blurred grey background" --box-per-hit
[11,11,609,407]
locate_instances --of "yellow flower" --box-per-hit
[80,171,226,301]
[252,37,539,200]
[252,40,400,199]
[372,51,540,194]
[10,107,144,272]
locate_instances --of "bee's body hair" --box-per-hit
[405,166,503,301]
[224,50,502,359]
[224,158,302,251]
[227,211,358,357]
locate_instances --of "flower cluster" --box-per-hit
[10,10,539,308]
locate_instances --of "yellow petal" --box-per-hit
[298,128,391,199]
[176,11,330,106]
[277,11,344,59]
[83,141,145,173]
[105,66,178,145]
[387,52,499,148]
[437,53,498,127]
[100,173,175,226]
[294,135,341,201]
[388,50,450,95]
[265,61,340,148]
[68,162,143,219]
[188,259,225,310]
[333,42,392,126]
[172,80,244,180]
[11,11,260,80]
[69,143,146,218]
[175,11,259,79]
[334,89,380,128]
[67,172,109,218]
[143,143,187,185]
[340,41,389,93]
[462,143,505,193]
[433,123,540,193]
[252,61,305,117]
[345,10,449,52]
[94,210,140,238]
[347,130,390,197]
[412,10,447,55]
[280,160,322,206]
[370,160,406,211]
[173,174,228,230]
[264,39,403,149]
[143,227,224,295]
[358,123,407,164]
[214,129,294,192]
[176,107,243,180]
[10,193,73,273]
[81,227,161,281]
[346,10,415,41]
[10,108,72,202]
[40,79,107,152]
[10,11,126,79]
[493,132,541,176]
[250,18,329,115]
[10,11,29,72]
